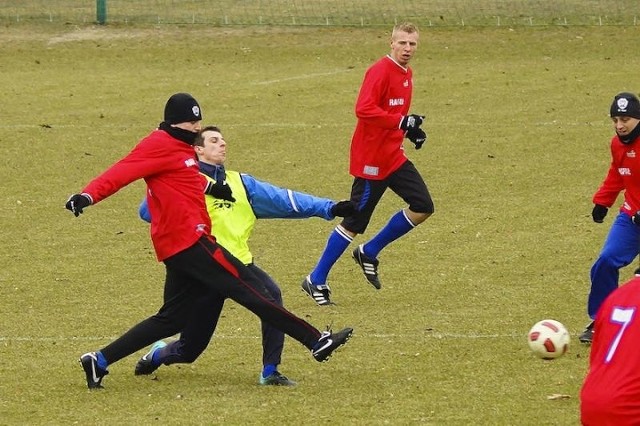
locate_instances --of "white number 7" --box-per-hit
[605,307,636,363]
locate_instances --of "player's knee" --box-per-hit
[269,286,283,304]
[339,221,366,236]
[594,252,623,269]
[409,199,434,215]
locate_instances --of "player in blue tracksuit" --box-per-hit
[138,125,355,386]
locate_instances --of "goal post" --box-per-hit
[96,0,107,24]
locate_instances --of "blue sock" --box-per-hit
[262,364,277,378]
[148,341,169,366]
[151,350,162,366]
[95,351,108,370]
[363,210,415,259]
[309,226,353,284]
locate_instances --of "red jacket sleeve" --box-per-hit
[593,162,624,207]
[593,141,625,208]
[82,139,173,204]
[355,65,404,129]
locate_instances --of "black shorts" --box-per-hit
[341,160,433,234]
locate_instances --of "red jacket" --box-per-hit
[82,129,210,261]
[593,135,640,217]
[349,55,413,180]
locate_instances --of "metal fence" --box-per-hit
[0,0,639,27]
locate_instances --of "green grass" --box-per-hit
[2,22,640,425]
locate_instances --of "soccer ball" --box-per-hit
[527,319,570,359]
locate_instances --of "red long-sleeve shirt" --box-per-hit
[593,135,640,217]
[580,276,640,424]
[82,129,211,261]
[349,55,413,180]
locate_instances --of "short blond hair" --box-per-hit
[392,22,419,37]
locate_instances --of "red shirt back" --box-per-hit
[82,129,211,261]
[349,55,413,180]
[580,276,640,425]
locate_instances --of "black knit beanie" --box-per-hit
[164,93,202,124]
[610,92,640,119]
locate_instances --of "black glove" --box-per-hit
[65,193,92,217]
[591,204,608,223]
[400,114,425,131]
[406,128,427,150]
[330,200,357,217]
[633,211,640,226]
[204,180,235,202]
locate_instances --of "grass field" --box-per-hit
[1,21,640,425]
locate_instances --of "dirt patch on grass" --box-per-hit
[0,24,180,44]
[46,26,155,45]
[0,24,328,45]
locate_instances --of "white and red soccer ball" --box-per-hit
[527,319,570,359]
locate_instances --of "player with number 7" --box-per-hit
[580,268,640,423]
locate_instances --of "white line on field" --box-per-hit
[252,69,353,85]
[0,332,525,342]
[0,121,600,129]
[0,123,349,129]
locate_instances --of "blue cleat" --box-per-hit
[134,340,168,376]
[79,352,108,389]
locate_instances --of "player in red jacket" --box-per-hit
[301,22,434,305]
[65,93,353,389]
[580,269,640,424]
[579,92,640,344]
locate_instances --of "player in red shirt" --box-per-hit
[301,22,434,305]
[579,92,640,344]
[65,93,353,389]
[580,269,640,424]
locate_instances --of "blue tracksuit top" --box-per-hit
[139,162,336,222]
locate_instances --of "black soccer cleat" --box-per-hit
[301,276,333,306]
[352,245,381,289]
[79,352,108,389]
[578,321,594,344]
[259,371,297,386]
[135,340,167,376]
[312,327,354,362]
